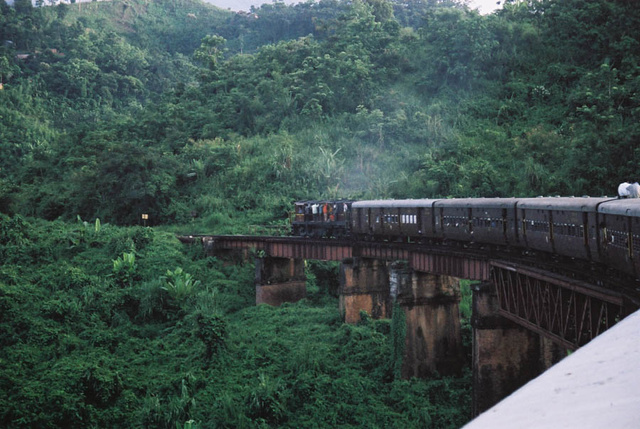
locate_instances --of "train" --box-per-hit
[291,197,640,278]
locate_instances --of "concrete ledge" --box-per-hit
[464,309,640,429]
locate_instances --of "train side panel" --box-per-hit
[551,199,610,262]
[417,203,437,239]
[517,199,554,254]
[351,202,376,238]
[469,199,519,245]
[518,197,611,260]
[371,206,385,237]
[352,200,439,240]
[398,206,421,238]
[598,199,640,276]
[434,199,519,246]
[434,200,471,242]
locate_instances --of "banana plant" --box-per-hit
[112,252,136,286]
[161,267,200,302]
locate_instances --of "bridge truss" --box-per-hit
[490,261,628,350]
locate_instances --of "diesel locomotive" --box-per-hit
[291,197,640,278]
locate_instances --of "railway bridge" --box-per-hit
[178,234,639,415]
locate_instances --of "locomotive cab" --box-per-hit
[290,200,353,238]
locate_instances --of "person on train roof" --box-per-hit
[618,182,640,198]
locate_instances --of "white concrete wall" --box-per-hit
[464,309,640,429]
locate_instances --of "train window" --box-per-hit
[402,214,415,224]
[472,217,503,228]
[607,229,628,249]
[552,223,585,238]
[444,215,467,227]
[633,234,640,254]
[527,219,550,232]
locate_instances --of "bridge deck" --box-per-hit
[181,234,492,280]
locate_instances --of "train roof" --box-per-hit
[352,199,440,208]
[351,197,624,211]
[597,198,640,216]
[516,197,615,211]
[294,200,353,205]
[434,198,520,208]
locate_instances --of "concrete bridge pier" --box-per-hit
[396,268,465,378]
[255,257,306,306]
[472,282,567,416]
[339,258,391,323]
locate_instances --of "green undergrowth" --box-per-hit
[0,214,470,428]
[218,302,471,428]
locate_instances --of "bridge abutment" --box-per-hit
[397,268,465,378]
[472,282,567,416]
[339,258,391,323]
[255,257,306,306]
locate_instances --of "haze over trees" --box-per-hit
[1,0,639,427]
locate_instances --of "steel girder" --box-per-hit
[490,261,625,350]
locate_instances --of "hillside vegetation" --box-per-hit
[1,0,639,427]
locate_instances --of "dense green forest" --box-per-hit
[1,0,639,427]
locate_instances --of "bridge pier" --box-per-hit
[255,257,306,306]
[339,258,391,323]
[472,282,567,416]
[396,267,465,378]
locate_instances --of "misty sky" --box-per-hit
[205,0,503,15]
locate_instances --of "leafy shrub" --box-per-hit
[161,267,200,302]
[245,372,285,425]
[112,252,137,287]
[139,378,197,429]
[196,313,227,360]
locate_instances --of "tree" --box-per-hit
[0,55,13,85]
[193,35,226,70]
[416,7,496,92]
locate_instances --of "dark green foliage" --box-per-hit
[245,372,286,424]
[196,313,227,360]
[306,260,340,298]
[390,301,406,381]
[0,214,471,428]
[4,0,640,222]
[2,0,640,426]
